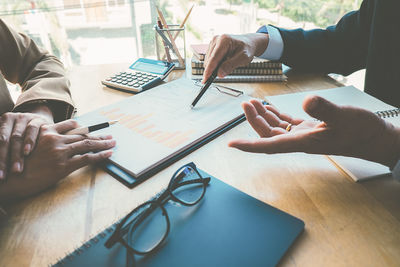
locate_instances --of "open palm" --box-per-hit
[229,96,399,167]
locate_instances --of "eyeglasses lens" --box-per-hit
[171,166,205,205]
[123,202,168,254]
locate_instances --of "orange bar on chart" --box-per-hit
[144,130,162,138]
[107,112,125,120]
[155,132,178,144]
[119,114,136,124]
[100,108,120,116]
[126,119,148,130]
[137,124,155,134]
[125,114,153,130]
[165,130,195,148]
[153,132,170,142]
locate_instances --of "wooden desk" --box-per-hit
[1,64,399,266]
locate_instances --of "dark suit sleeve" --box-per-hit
[276,0,375,75]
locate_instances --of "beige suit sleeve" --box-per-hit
[0,19,75,122]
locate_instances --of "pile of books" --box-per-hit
[190,44,287,83]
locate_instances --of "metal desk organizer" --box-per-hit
[154,24,186,70]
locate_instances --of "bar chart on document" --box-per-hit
[99,108,196,149]
[75,78,252,176]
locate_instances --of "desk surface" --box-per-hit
[1,64,399,267]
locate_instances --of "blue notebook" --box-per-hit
[53,168,304,267]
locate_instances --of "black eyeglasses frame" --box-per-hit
[104,162,210,257]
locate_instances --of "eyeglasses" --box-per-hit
[194,81,244,97]
[105,162,210,266]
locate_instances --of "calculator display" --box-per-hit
[129,61,168,74]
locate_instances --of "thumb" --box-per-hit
[302,95,343,124]
[54,119,80,134]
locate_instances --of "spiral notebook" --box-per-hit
[191,57,282,69]
[191,74,287,83]
[266,86,399,182]
[191,68,283,75]
[52,169,304,267]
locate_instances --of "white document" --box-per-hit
[76,78,252,178]
[266,86,399,182]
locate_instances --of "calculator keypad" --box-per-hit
[103,71,160,92]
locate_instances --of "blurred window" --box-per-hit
[0,0,363,84]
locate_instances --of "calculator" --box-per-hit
[101,58,175,93]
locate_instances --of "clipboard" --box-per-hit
[77,78,250,188]
[101,115,245,188]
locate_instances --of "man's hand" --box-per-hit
[0,107,54,179]
[0,120,116,202]
[228,96,400,168]
[202,33,269,83]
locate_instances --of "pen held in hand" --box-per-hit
[191,58,225,108]
[66,120,119,135]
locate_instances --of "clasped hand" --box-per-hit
[0,119,116,201]
[0,111,53,179]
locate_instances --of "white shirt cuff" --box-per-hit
[392,159,400,181]
[259,25,284,61]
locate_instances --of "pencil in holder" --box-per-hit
[154,24,186,69]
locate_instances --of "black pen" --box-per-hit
[65,120,118,135]
[190,58,225,108]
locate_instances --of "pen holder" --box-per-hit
[154,24,186,70]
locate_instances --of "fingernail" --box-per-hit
[307,95,321,111]
[103,150,113,157]
[110,140,116,146]
[101,135,113,140]
[24,144,32,155]
[0,170,4,180]
[13,162,22,173]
